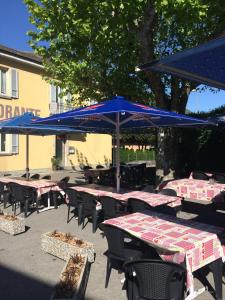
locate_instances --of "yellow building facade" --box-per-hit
[0,45,111,173]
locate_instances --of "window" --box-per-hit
[0,69,6,94]
[0,67,19,98]
[0,133,6,152]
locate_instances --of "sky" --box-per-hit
[1,0,225,113]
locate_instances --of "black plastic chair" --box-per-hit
[21,173,27,178]
[99,223,159,288]
[192,171,209,181]
[127,198,149,213]
[124,259,186,300]
[78,191,100,233]
[0,182,10,208]
[158,188,177,197]
[96,164,104,169]
[8,182,37,217]
[83,165,93,170]
[212,173,225,184]
[65,188,82,223]
[41,175,51,180]
[99,196,127,220]
[50,176,70,206]
[30,173,40,180]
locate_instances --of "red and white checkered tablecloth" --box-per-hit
[69,186,128,201]
[104,211,225,292]
[160,178,225,203]
[0,177,60,198]
[69,187,182,208]
[123,191,182,208]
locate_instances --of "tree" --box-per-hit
[25,0,225,181]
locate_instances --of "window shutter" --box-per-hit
[11,69,19,98]
[12,134,19,153]
[0,70,6,94]
[51,84,57,102]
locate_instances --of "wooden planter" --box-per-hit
[50,254,90,300]
[0,214,25,235]
[41,232,95,263]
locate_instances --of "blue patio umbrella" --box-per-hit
[0,113,83,178]
[137,36,225,90]
[34,96,214,191]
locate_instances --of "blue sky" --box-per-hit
[1,0,225,112]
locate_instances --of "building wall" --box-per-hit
[0,55,112,173]
[66,133,112,169]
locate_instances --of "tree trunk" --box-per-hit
[156,128,180,184]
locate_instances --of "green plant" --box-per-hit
[51,156,61,170]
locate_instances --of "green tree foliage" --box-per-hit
[179,106,225,176]
[24,0,225,180]
[24,0,225,108]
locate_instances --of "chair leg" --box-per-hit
[3,193,9,209]
[13,201,16,216]
[78,204,83,226]
[105,258,112,288]
[67,204,70,223]
[209,257,223,300]
[92,210,98,233]
[24,199,29,218]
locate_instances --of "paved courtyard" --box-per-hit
[0,200,224,299]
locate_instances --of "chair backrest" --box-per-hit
[8,182,34,202]
[124,259,186,300]
[192,171,209,180]
[30,173,40,180]
[21,173,27,178]
[83,165,93,170]
[65,188,81,206]
[128,198,148,213]
[96,164,104,169]
[58,176,70,189]
[211,173,225,183]
[158,188,177,197]
[79,191,98,212]
[0,182,5,193]
[99,223,129,258]
[99,196,122,219]
[42,175,51,180]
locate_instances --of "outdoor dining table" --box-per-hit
[84,168,110,183]
[0,177,61,212]
[104,210,225,300]
[123,191,182,208]
[160,178,225,203]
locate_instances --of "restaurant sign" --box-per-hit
[0,104,41,119]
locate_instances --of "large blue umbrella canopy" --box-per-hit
[137,37,225,90]
[0,113,83,178]
[34,96,214,191]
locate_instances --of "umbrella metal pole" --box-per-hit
[26,134,30,179]
[116,112,120,192]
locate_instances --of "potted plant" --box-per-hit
[51,156,61,171]
[0,210,25,235]
[41,231,95,263]
[50,254,90,300]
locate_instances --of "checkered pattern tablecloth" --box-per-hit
[69,186,128,201]
[0,177,60,198]
[104,211,225,291]
[160,178,225,203]
[123,191,182,208]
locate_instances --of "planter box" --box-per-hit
[0,214,25,235]
[50,254,90,300]
[41,232,95,263]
